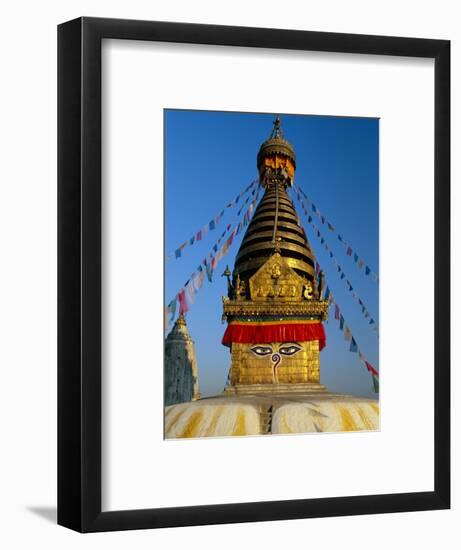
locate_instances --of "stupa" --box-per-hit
[164,314,200,405]
[164,117,379,438]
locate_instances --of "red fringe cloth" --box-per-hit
[222,322,326,350]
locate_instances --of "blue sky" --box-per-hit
[165,110,379,399]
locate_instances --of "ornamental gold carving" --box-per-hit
[249,253,307,303]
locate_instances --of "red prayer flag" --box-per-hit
[177,289,189,315]
[365,361,379,378]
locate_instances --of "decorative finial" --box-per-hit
[222,265,231,279]
[222,265,233,298]
[176,313,186,326]
[270,115,285,140]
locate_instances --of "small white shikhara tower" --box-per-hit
[164,314,199,405]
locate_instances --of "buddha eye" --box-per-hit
[250,345,273,356]
[279,344,302,356]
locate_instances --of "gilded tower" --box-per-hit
[222,117,329,392]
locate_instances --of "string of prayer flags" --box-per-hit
[295,195,378,336]
[298,236,379,393]
[165,189,260,327]
[328,291,379,393]
[166,177,258,261]
[292,182,378,283]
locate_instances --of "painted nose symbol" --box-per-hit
[271,353,281,383]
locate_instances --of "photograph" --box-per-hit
[0,0,453,543]
[164,110,380,438]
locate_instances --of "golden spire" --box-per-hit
[233,117,315,283]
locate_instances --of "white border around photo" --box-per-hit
[101,39,434,511]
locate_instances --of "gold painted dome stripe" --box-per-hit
[236,240,313,261]
[244,220,307,236]
[239,230,309,247]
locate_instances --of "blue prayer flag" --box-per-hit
[350,337,358,352]
[339,315,345,330]
[167,298,177,322]
[205,261,213,282]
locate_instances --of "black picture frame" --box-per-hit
[58,17,450,532]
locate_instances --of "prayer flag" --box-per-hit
[339,314,345,330]
[350,337,358,352]
[334,304,340,320]
[167,298,177,323]
[186,283,195,304]
[205,261,213,282]
[365,361,379,378]
[324,286,330,300]
[372,374,379,393]
[189,236,195,246]
[344,326,352,340]
[365,266,371,275]
[175,248,182,259]
[196,230,202,241]
[178,289,188,315]
[209,220,216,230]
[192,272,201,292]
[347,246,352,256]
